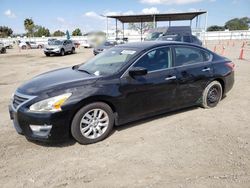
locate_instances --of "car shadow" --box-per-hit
[29,106,201,147]
[27,138,76,148]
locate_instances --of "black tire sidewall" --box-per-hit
[60,49,65,56]
[202,81,222,108]
[71,102,114,144]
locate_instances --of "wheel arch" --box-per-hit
[68,95,119,136]
[213,78,225,95]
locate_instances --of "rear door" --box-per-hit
[173,45,213,107]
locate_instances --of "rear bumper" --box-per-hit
[223,71,234,94]
[9,104,72,142]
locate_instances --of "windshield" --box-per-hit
[78,47,138,76]
[145,32,163,41]
[157,35,182,41]
[49,40,63,45]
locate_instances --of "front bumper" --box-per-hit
[9,103,72,142]
[44,49,60,54]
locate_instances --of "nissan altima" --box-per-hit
[9,42,234,144]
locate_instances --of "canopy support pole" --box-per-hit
[122,23,124,40]
[115,18,118,40]
[140,20,143,41]
[106,17,109,39]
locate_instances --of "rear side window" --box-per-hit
[174,46,211,66]
[183,36,192,43]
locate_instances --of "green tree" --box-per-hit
[207,25,225,31]
[24,18,35,37]
[34,26,50,37]
[128,22,154,34]
[0,26,13,37]
[53,30,65,36]
[225,17,250,30]
[72,28,82,36]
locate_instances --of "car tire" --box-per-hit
[22,45,26,49]
[201,81,222,108]
[38,45,43,49]
[71,102,114,144]
[1,48,6,54]
[71,47,75,54]
[45,53,50,57]
[60,49,65,56]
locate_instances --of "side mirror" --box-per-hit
[129,67,148,77]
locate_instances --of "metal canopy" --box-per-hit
[107,11,207,23]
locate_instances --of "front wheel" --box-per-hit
[201,81,222,108]
[60,49,65,56]
[71,102,114,144]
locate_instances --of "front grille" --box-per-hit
[13,94,29,109]
[46,48,54,50]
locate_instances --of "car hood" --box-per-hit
[17,67,99,95]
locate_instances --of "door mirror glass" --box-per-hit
[129,67,148,77]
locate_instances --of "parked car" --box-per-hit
[9,41,235,144]
[2,41,13,49]
[93,41,117,55]
[157,34,202,46]
[146,26,202,45]
[0,42,6,54]
[81,40,93,48]
[19,41,44,49]
[43,39,75,56]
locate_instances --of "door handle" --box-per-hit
[165,76,176,81]
[202,67,211,72]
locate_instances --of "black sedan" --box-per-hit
[9,42,234,144]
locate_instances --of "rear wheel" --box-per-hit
[71,47,75,54]
[71,102,114,144]
[22,45,26,49]
[201,81,222,108]
[60,49,65,56]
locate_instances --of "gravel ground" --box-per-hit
[0,41,250,188]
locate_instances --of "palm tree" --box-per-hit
[24,18,35,37]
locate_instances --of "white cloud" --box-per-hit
[140,0,203,5]
[84,11,105,19]
[141,7,159,14]
[123,10,135,15]
[4,9,16,18]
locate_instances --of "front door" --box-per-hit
[119,47,178,122]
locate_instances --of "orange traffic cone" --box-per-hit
[239,48,244,60]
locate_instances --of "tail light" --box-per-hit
[226,62,235,71]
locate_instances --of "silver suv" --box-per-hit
[44,39,75,56]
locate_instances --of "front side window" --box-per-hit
[174,46,211,67]
[133,47,172,72]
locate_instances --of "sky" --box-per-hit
[0,0,250,34]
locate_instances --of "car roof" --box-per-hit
[118,41,202,50]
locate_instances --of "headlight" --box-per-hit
[29,93,72,112]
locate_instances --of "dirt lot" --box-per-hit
[0,42,250,188]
